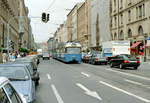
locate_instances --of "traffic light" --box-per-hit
[47,14,49,22]
[42,12,46,22]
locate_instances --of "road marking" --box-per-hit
[100,81,150,103]
[125,79,150,89]
[81,72,90,77]
[125,79,142,85]
[107,69,150,81]
[47,74,51,80]
[51,84,64,103]
[76,83,102,101]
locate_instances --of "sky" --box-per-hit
[25,0,84,43]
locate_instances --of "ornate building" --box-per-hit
[110,0,150,60]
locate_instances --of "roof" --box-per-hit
[0,64,25,67]
[0,77,9,87]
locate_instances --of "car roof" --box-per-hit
[0,77,9,87]
[0,63,25,67]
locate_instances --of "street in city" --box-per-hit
[34,59,150,103]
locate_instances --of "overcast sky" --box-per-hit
[25,0,84,43]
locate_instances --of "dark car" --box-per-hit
[109,54,140,69]
[89,54,107,65]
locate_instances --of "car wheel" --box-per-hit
[134,67,138,70]
[92,61,95,65]
[119,64,123,69]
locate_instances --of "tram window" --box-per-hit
[66,48,80,54]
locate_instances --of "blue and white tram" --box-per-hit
[56,42,82,63]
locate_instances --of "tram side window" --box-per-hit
[0,88,10,103]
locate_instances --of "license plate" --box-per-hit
[130,61,136,63]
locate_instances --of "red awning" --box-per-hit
[143,44,147,49]
[131,42,141,49]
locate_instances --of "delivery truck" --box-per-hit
[102,41,130,63]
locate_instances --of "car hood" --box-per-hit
[10,80,31,96]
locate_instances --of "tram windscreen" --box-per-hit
[66,48,81,54]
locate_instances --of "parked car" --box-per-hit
[0,77,27,103]
[0,64,36,103]
[42,53,50,60]
[89,54,107,65]
[12,61,40,86]
[109,54,140,69]
[82,54,92,63]
[27,55,40,65]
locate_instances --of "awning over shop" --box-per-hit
[142,44,147,49]
[131,42,141,49]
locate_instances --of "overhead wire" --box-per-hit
[45,0,56,12]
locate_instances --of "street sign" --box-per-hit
[147,37,150,46]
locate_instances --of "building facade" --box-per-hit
[110,0,150,60]
[0,0,31,52]
[77,2,88,51]
[91,0,111,51]
[67,3,83,42]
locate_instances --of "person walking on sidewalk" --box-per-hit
[2,52,7,63]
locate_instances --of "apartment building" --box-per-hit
[110,0,150,59]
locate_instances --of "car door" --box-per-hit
[111,55,118,66]
[116,56,124,66]
[3,83,23,103]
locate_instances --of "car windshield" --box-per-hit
[66,48,81,54]
[0,66,29,80]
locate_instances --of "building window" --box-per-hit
[128,29,132,38]
[120,31,124,40]
[120,0,123,9]
[128,10,131,21]
[143,4,145,17]
[138,26,143,36]
[136,7,138,19]
[121,14,123,24]
[114,0,116,12]
[139,5,142,17]
[114,33,117,40]
[115,16,117,27]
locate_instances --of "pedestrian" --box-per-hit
[2,51,7,63]
[17,53,21,58]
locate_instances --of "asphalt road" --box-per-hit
[34,59,150,103]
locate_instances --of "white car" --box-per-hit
[0,77,27,103]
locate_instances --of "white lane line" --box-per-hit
[107,69,150,81]
[100,81,150,103]
[51,84,64,103]
[125,79,142,85]
[81,72,90,77]
[125,79,150,89]
[47,74,51,80]
[76,83,102,101]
